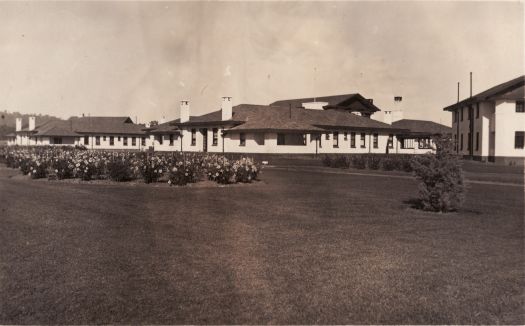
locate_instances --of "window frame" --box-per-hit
[132,137,136,146]
[515,131,524,149]
[239,132,246,146]
[350,132,356,148]
[360,133,366,148]
[191,129,196,146]
[169,134,174,146]
[110,136,114,146]
[84,135,89,145]
[388,134,394,149]
[212,128,218,146]
[373,133,378,149]
[141,137,146,146]
[333,131,339,148]
[277,133,285,146]
[516,100,524,113]
[95,136,100,146]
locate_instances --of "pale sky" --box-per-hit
[1,1,523,125]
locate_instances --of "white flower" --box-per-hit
[55,169,58,173]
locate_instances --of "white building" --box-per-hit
[7,93,451,155]
[443,75,525,165]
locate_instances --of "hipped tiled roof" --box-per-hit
[392,119,452,136]
[167,104,401,134]
[444,75,524,111]
[16,116,146,136]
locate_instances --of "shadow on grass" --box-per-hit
[403,198,482,215]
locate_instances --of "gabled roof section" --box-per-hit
[269,93,381,113]
[444,75,525,111]
[392,119,452,136]
[68,116,146,135]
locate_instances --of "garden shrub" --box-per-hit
[351,155,367,169]
[322,155,332,167]
[234,158,260,183]
[52,158,74,180]
[332,156,350,169]
[366,155,381,170]
[168,162,199,186]
[411,136,465,212]
[381,156,399,171]
[107,158,133,182]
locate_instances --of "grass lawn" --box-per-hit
[0,164,523,324]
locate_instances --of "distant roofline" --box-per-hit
[443,75,524,111]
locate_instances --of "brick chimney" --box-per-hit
[221,97,232,120]
[180,100,190,123]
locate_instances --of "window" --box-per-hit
[515,131,524,149]
[343,132,348,141]
[53,137,62,145]
[461,108,464,121]
[333,132,339,148]
[418,138,431,149]
[476,104,480,118]
[191,129,196,146]
[141,137,146,146]
[240,133,246,146]
[467,132,471,151]
[360,133,366,148]
[123,136,128,146]
[318,134,322,148]
[169,134,174,146]
[103,136,106,141]
[350,132,356,148]
[118,136,121,141]
[325,133,330,140]
[388,134,394,149]
[132,137,136,146]
[158,135,163,145]
[460,134,463,151]
[475,132,479,151]
[95,136,100,146]
[212,128,218,146]
[84,136,89,145]
[277,133,285,145]
[110,136,114,146]
[373,133,378,148]
[516,101,524,113]
[402,138,415,149]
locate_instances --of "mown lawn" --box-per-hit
[0,165,523,324]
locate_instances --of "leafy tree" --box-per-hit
[411,135,465,212]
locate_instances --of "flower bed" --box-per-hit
[0,146,261,186]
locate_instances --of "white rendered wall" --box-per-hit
[494,100,525,158]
